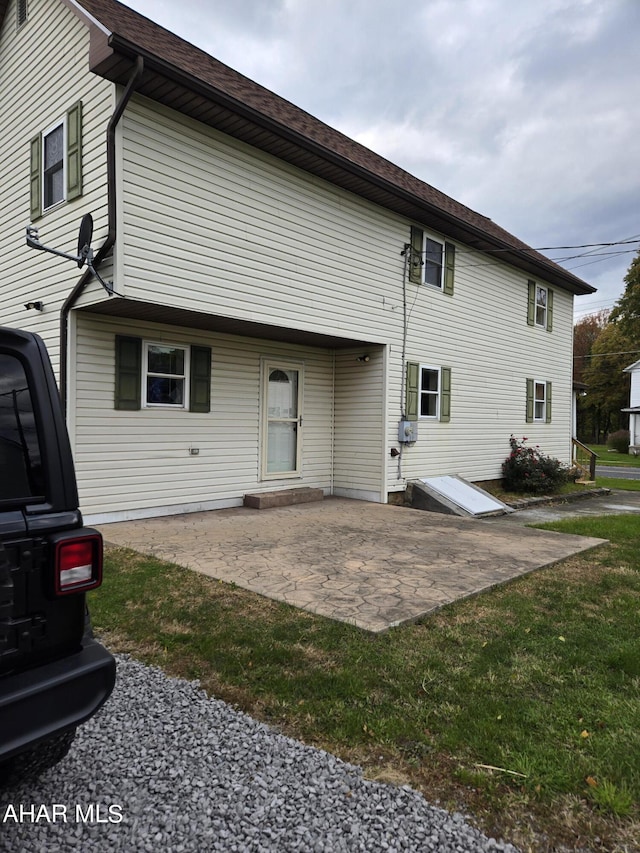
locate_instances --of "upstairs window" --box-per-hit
[424,238,443,288]
[535,285,548,327]
[408,227,455,295]
[30,102,83,219]
[17,0,28,29]
[43,122,65,210]
[527,280,553,331]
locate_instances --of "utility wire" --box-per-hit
[574,350,640,359]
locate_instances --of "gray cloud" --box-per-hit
[125,0,640,318]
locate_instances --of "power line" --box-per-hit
[413,237,640,259]
[574,350,640,359]
[537,239,640,250]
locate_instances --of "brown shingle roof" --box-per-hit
[69,0,594,294]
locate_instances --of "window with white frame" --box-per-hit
[42,121,65,210]
[30,102,82,220]
[143,342,189,408]
[408,226,455,294]
[423,237,444,288]
[527,280,553,331]
[535,285,548,327]
[526,378,552,423]
[420,366,441,418]
[405,362,451,422]
[534,380,546,421]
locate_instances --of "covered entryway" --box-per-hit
[73,307,389,521]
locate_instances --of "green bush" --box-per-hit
[501,435,569,495]
[606,429,630,453]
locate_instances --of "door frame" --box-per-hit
[260,358,304,481]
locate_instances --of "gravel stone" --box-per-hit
[0,656,520,852]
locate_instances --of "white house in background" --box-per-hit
[0,0,595,523]
[622,360,640,454]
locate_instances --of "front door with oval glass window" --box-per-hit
[262,362,303,478]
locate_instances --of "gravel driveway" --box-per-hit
[1,656,519,852]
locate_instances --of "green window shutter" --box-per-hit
[115,335,141,410]
[66,101,83,201]
[405,361,419,420]
[526,378,534,423]
[527,280,536,326]
[546,381,552,423]
[190,346,212,413]
[443,243,455,296]
[546,288,554,332]
[29,134,41,220]
[408,226,423,284]
[440,367,451,422]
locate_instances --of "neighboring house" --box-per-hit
[0,0,595,523]
[622,360,640,454]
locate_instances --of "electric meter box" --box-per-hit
[398,420,418,443]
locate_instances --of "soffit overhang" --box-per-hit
[78,298,378,349]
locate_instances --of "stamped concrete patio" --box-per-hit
[98,498,606,633]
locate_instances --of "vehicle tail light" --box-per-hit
[54,533,103,595]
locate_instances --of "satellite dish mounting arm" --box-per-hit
[25,215,114,295]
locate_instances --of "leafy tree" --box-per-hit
[581,322,632,440]
[577,250,640,442]
[609,250,640,344]
[573,310,609,384]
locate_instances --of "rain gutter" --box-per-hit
[59,55,145,411]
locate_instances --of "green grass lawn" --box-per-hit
[588,444,640,467]
[597,476,640,491]
[91,514,640,852]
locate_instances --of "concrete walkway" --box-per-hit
[485,487,640,526]
[99,497,607,633]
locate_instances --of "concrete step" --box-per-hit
[244,487,324,510]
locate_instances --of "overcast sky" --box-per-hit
[124,0,639,321]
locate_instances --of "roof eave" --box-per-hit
[87,31,594,296]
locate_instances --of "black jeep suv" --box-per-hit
[0,326,115,784]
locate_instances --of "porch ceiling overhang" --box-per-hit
[65,0,596,298]
[77,298,378,349]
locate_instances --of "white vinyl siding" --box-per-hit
[387,262,574,490]
[333,348,386,502]
[73,314,336,518]
[118,97,404,342]
[0,0,113,374]
[110,96,576,499]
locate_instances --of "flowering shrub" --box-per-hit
[501,435,569,495]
